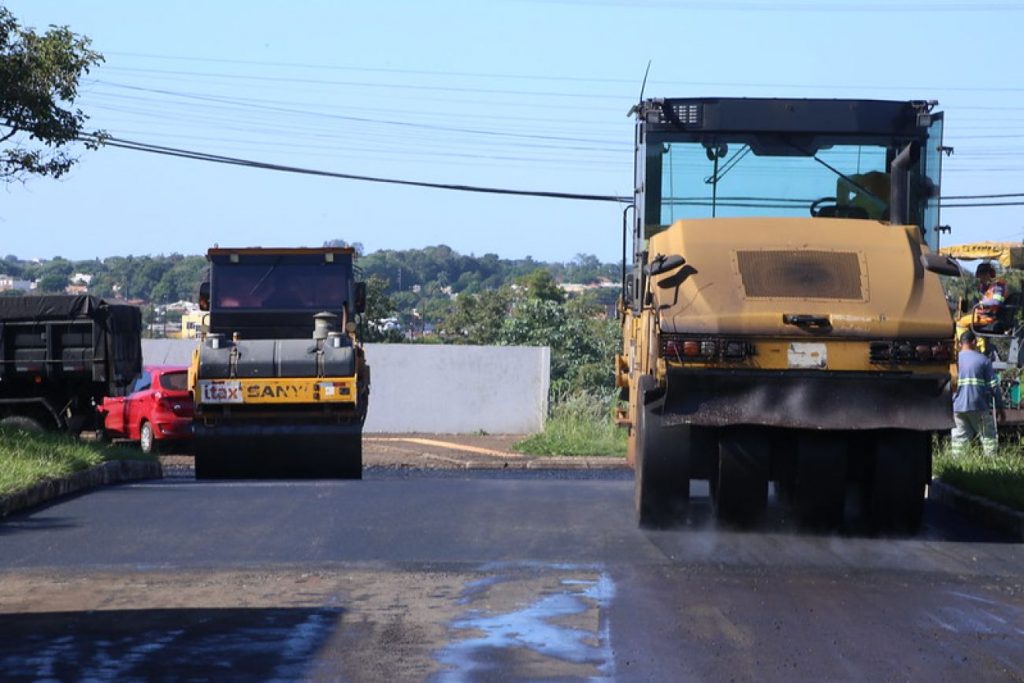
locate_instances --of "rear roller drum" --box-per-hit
[713,429,770,527]
[793,432,848,531]
[634,378,690,528]
[865,430,930,535]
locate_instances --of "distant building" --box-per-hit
[0,274,33,292]
[180,310,209,339]
[70,273,93,286]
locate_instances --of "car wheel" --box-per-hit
[139,421,156,454]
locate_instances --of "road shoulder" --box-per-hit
[0,459,163,518]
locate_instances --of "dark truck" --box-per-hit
[0,295,142,433]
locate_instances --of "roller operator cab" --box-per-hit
[620,98,956,533]
[189,247,370,479]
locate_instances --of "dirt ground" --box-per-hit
[159,433,626,471]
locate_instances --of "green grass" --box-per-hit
[933,439,1024,512]
[0,428,154,497]
[515,391,628,457]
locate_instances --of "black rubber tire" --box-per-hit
[634,378,689,529]
[771,432,798,506]
[714,430,770,527]
[139,421,157,454]
[865,430,930,536]
[793,432,848,531]
[0,415,45,433]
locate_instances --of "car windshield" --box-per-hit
[158,371,188,391]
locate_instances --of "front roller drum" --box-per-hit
[194,422,362,480]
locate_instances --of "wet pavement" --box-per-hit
[1,470,1022,681]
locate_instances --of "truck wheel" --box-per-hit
[139,421,156,454]
[0,416,44,433]
[865,431,930,535]
[634,378,689,528]
[714,430,769,527]
[793,432,848,531]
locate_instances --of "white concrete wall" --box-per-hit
[142,340,550,434]
[361,344,550,434]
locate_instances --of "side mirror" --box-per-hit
[920,253,961,277]
[645,254,685,277]
[198,282,210,311]
[354,281,367,314]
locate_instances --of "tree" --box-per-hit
[500,295,620,397]
[518,268,565,303]
[440,287,517,345]
[361,274,404,342]
[323,239,364,256]
[0,8,105,182]
[36,257,72,292]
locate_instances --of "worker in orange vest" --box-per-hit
[956,263,1009,352]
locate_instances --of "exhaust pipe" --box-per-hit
[889,143,913,225]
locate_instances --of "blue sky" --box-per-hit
[2,0,1022,262]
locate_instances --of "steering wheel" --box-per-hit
[809,197,837,217]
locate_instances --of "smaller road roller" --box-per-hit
[189,247,369,478]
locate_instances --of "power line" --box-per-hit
[101,62,1024,95]
[82,135,1024,209]
[101,66,635,101]
[942,201,1024,207]
[88,135,632,204]
[89,80,628,148]
[943,192,1024,199]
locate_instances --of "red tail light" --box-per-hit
[870,339,952,364]
[662,337,753,362]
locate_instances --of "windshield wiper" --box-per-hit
[703,145,751,185]
[249,259,280,296]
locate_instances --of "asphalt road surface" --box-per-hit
[1,468,1023,682]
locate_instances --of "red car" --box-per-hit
[101,365,194,453]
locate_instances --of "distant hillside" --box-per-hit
[0,246,621,306]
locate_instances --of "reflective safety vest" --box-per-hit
[974,278,1008,325]
[953,349,1002,412]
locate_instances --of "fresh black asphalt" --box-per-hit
[1,469,1022,681]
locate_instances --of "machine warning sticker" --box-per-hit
[198,380,244,404]
[787,343,827,369]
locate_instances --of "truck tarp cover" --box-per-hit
[0,295,142,390]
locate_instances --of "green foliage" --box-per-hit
[0,8,106,182]
[440,286,516,345]
[36,272,68,293]
[0,428,153,496]
[518,268,565,303]
[500,295,619,397]
[361,274,404,342]
[514,391,626,457]
[933,438,1024,511]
